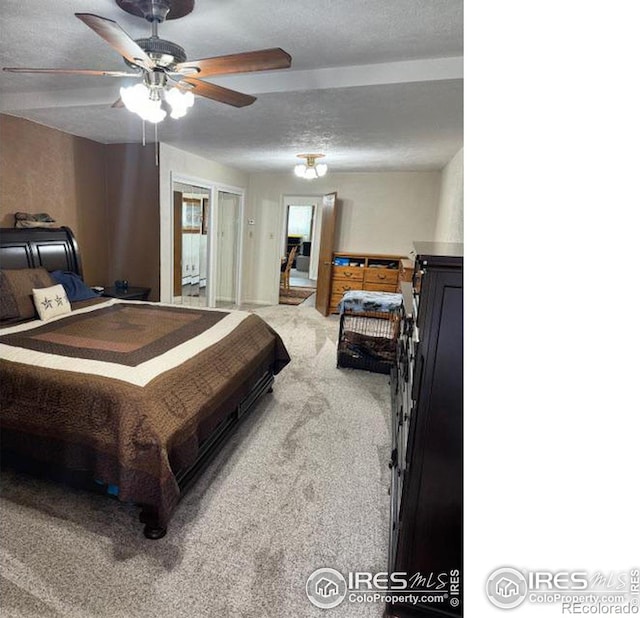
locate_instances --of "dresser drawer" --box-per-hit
[332,280,363,296]
[364,282,398,293]
[364,268,398,285]
[333,266,365,282]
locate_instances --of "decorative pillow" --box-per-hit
[0,268,56,321]
[50,270,98,301]
[32,284,71,321]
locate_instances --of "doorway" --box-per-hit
[281,196,321,290]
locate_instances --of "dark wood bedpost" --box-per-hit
[61,226,83,279]
[139,508,167,540]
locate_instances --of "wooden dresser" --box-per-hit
[388,242,463,617]
[329,252,404,314]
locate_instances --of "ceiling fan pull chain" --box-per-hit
[155,123,159,167]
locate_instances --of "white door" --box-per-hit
[215,191,241,307]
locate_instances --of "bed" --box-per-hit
[0,227,290,538]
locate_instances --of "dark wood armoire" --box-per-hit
[388,241,463,617]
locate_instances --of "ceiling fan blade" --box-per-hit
[2,67,140,77]
[111,97,125,108]
[176,48,292,78]
[75,13,154,71]
[183,78,256,107]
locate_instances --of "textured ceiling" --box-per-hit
[0,0,463,172]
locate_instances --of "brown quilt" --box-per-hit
[0,300,290,527]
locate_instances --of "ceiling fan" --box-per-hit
[2,0,292,122]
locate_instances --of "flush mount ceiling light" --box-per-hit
[3,0,292,124]
[294,154,328,180]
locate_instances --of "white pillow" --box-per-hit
[32,284,71,321]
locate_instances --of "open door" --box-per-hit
[315,192,338,316]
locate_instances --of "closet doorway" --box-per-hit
[172,179,243,308]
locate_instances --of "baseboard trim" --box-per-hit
[242,299,273,306]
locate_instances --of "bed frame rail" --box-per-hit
[140,369,274,539]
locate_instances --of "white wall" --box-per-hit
[159,143,249,303]
[433,147,463,242]
[159,146,452,305]
[244,171,441,304]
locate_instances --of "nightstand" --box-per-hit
[102,286,151,301]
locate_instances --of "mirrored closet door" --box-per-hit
[215,190,241,308]
[171,181,243,308]
[173,182,210,307]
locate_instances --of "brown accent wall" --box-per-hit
[0,114,109,286]
[104,144,160,301]
[0,116,161,300]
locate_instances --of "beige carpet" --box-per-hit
[0,304,391,618]
[278,286,316,305]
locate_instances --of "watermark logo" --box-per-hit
[306,568,348,609]
[305,568,460,609]
[485,567,640,613]
[486,567,528,609]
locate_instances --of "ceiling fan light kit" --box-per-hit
[2,0,292,124]
[164,87,195,118]
[119,74,195,122]
[294,154,328,180]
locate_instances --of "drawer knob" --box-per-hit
[378,273,386,279]
[344,272,352,277]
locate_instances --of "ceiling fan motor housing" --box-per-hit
[116,0,195,22]
[125,37,187,69]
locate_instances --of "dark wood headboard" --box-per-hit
[0,227,83,278]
